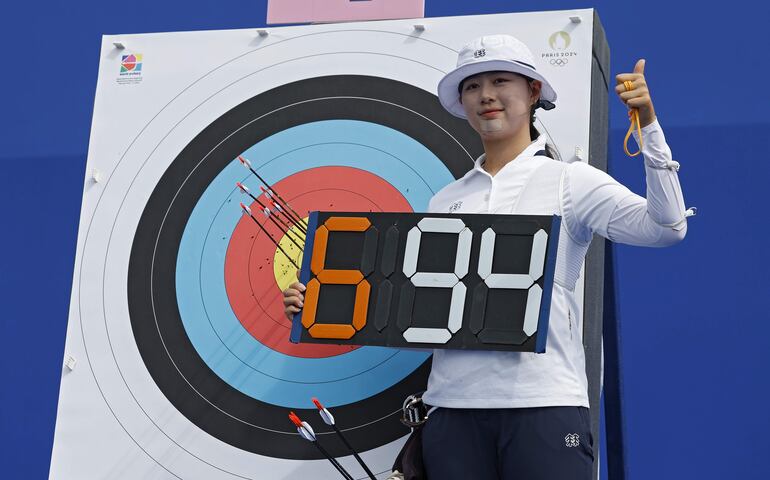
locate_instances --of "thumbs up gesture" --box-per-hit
[615,59,657,128]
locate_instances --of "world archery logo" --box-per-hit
[120,54,143,73]
[565,433,580,447]
[117,54,143,85]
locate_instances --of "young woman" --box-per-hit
[284,34,689,479]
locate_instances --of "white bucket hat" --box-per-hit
[437,34,557,119]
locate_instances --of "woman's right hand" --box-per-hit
[283,281,306,321]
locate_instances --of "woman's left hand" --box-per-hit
[615,59,657,127]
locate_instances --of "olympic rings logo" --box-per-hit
[550,58,569,67]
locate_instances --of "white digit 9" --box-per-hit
[401,217,472,344]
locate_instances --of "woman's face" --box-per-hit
[459,71,540,139]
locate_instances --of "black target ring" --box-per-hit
[128,74,482,459]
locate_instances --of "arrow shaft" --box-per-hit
[267,208,307,245]
[245,213,300,269]
[313,441,354,480]
[332,425,377,480]
[243,191,306,249]
[247,166,308,227]
[271,201,308,235]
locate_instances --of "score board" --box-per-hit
[291,211,561,352]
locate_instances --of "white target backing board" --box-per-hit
[50,9,607,479]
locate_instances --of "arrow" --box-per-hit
[289,412,354,480]
[237,182,305,249]
[313,397,377,480]
[238,155,309,229]
[240,202,300,269]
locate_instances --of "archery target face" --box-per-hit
[130,74,480,462]
[51,11,596,479]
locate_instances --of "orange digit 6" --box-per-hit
[302,217,371,339]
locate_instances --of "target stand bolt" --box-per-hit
[64,355,77,371]
[574,146,585,161]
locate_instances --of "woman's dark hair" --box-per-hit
[528,101,557,159]
[528,103,540,143]
[526,81,556,159]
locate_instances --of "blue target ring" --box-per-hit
[176,119,452,407]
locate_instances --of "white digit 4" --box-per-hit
[477,228,548,337]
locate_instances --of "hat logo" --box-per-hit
[548,31,571,51]
[473,48,486,58]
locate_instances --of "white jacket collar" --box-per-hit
[469,134,549,177]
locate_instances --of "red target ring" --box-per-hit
[225,166,412,358]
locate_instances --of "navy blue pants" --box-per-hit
[421,406,594,479]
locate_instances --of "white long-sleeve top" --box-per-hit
[421,119,688,409]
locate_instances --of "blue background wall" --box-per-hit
[1,1,767,478]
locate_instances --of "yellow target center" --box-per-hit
[273,217,308,291]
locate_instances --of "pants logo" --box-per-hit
[473,49,486,58]
[565,433,580,447]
